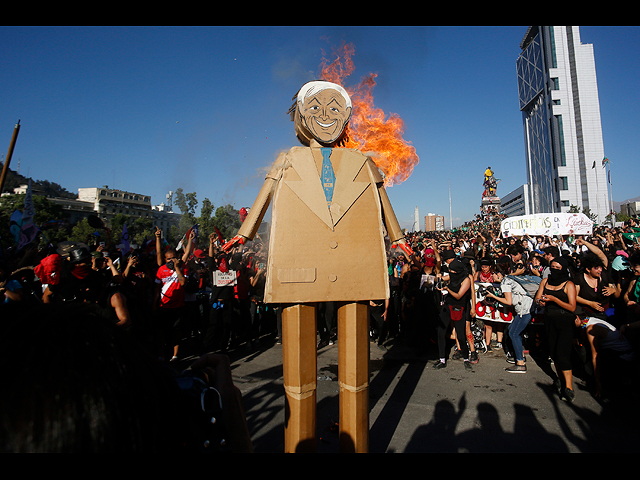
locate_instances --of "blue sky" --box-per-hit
[1,26,638,230]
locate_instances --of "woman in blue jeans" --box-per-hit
[485,257,533,373]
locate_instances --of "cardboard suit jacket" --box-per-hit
[238,144,404,304]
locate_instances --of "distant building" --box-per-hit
[620,201,640,218]
[501,185,531,217]
[517,26,609,221]
[424,214,445,232]
[49,185,180,238]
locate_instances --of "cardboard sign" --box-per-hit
[213,270,237,287]
[474,282,514,324]
[501,212,593,237]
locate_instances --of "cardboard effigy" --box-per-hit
[224,81,411,452]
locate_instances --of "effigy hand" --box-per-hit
[394,239,414,258]
[222,234,246,252]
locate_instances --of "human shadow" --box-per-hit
[406,398,569,453]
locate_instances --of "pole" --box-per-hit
[608,162,614,223]
[0,120,21,195]
[449,180,452,230]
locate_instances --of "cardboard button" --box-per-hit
[328,274,337,282]
[329,240,338,249]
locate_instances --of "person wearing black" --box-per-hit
[433,258,473,370]
[44,246,131,328]
[203,252,236,352]
[534,256,577,402]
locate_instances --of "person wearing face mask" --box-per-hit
[44,246,105,305]
[434,258,473,370]
[43,246,131,328]
[534,257,577,402]
[415,240,441,352]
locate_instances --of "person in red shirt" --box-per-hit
[154,248,186,361]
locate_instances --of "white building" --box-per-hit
[517,26,610,222]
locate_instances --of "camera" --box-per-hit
[175,370,230,453]
[478,284,501,306]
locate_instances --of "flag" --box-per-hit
[214,225,225,245]
[12,179,40,250]
[602,156,610,166]
[239,207,248,222]
[121,222,131,256]
[592,161,596,169]
[176,223,199,251]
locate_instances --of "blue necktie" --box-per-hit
[321,148,335,204]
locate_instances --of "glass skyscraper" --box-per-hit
[517,26,609,221]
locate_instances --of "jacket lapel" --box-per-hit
[283,148,334,230]
[282,147,369,231]
[330,149,370,227]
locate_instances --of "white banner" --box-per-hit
[213,270,237,287]
[501,212,592,237]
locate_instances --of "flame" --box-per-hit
[319,42,419,187]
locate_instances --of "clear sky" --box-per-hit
[1,26,638,230]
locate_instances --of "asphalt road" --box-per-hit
[179,330,640,453]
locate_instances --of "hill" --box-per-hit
[0,162,77,199]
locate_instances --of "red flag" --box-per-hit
[214,225,225,245]
[239,207,248,222]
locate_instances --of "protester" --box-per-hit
[485,257,534,373]
[534,256,578,402]
[434,258,473,370]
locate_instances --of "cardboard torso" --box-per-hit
[264,146,389,304]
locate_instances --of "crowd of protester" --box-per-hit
[382,211,640,403]
[1,207,640,450]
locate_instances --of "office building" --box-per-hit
[501,185,531,218]
[517,26,609,221]
[424,214,445,232]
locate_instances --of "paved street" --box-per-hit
[182,332,640,453]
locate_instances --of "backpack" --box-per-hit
[506,275,541,298]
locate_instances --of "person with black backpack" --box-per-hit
[484,256,534,373]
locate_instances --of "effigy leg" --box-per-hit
[337,301,369,453]
[282,303,317,453]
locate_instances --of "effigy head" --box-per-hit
[289,80,352,147]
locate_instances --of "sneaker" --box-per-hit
[495,342,503,350]
[432,360,447,369]
[451,350,463,360]
[506,354,525,364]
[470,351,479,364]
[562,387,575,403]
[505,364,527,374]
[464,361,473,370]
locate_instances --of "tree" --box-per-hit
[174,188,198,234]
[568,204,598,223]
[568,204,581,213]
[581,207,598,223]
[212,204,243,241]
[69,218,105,246]
[0,194,70,250]
[197,197,215,241]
